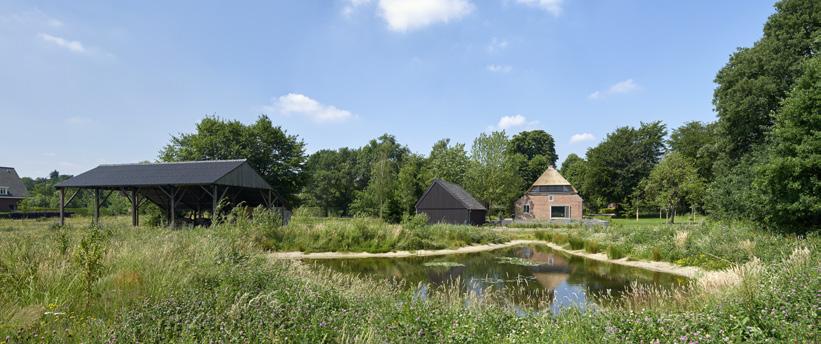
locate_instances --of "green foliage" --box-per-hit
[464,131,523,217]
[159,115,307,205]
[401,213,429,230]
[302,148,359,216]
[422,138,470,186]
[568,235,585,250]
[606,244,626,259]
[583,239,600,254]
[642,152,706,223]
[583,121,667,210]
[669,121,719,181]
[395,154,426,217]
[508,130,558,184]
[74,225,109,304]
[752,56,821,232]
[713,0,819,161]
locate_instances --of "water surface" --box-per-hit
[309,244,687,312]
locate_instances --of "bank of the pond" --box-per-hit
[269,239,705,279]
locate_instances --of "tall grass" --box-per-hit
[0,213,817,342]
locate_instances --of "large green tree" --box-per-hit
[350,134,409,222]
[713,0,820,161]
[160,115,307,205]
[669,121,719,181]
[584,121,667,209]
[465,131,523,219]
[395,154,426,217]
[559,153,588,195]
[754,56,821,232]
[423,139,469,186]
[303,148,358,216]
[642,152,705,224]
[508,130,558,184]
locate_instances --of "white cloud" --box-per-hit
[266,93,354,123]
[486,37,508,53]
[38,33,85,53]
[342,0,373,17]
[515,0,562,16]
[493,114,539,131]
[486,64,512,73]
[378,0,474,32]
[569,133,595,144]
[588,79,639,100]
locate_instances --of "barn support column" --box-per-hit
[212,185,218,221]
[131,189,139,227]
[59,188,65,226]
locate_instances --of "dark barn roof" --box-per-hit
[56,160,271,190]
[0,167,29,199]
[416,179,486,210]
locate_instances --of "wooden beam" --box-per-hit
[131,189,139,227]
[93,188,100,225]
[64,189,81,207]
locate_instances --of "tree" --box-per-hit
[669,121,719,181]
[465,131,523,219]
[395,154,426,217]
[423,139,469,186]
[303,148,358,216]
[350,134,409,222]
[754,56,821,232]
[642,152,705,224]
[559,153,589,197]
[584,121,667,210]
[713,0,819,161]
[509,130,558,184]
[160,115,307,205]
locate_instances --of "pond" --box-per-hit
[308,244,688,313]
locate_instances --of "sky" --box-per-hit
[0,0,776,178]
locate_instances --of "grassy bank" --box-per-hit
[0,215,817,342]
[506,217,816,270]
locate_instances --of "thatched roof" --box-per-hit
[531,166,572,186]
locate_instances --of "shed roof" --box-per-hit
[55,160,272,190]
[419,179,486,210]
[531,166,572,186]
[0,167,29,198]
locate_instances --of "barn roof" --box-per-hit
[0,167,29,198]
[55,160,272,190]
[419,179,486,210]
[531,166,572,186]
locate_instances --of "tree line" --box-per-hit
[19,0,818,233]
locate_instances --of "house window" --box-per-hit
[0,187,8,196]
[548,195,553,201]
[551,206,568,218]
[523,204,531,214]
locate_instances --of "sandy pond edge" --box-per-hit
[268,239,706,279]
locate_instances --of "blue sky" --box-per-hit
[0,0,775,178]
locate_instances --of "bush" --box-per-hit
[583,239,600,253]
[607,244,626,259]
[552,233,569,245]
[534,230,552,241]
[598,207,617,214]
[568,236,585,250]
[401,213,428,230]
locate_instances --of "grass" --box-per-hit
[253,214,507,253]
[0,212,818,342]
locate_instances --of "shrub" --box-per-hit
[651,246,662,261]
[568,236,585,250]
[534,230,552,241]
[552,233,569,245]
[584,239,600,253]
[401,213,429,230]
[74,225,109,305]
[607,244,626,259]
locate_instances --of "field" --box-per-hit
[0,213,817,342]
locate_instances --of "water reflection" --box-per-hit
[309,244,686,311]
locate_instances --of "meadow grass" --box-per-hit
[0,214,817,342]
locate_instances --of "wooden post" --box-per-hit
[636,206,639,222]
[59,188,65,226]
[212,185,218,221]
[131,189,139,227]
[93,188,100,225]
[170,187,176,228]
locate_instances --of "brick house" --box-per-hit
[0,167,29,211]
[514,166,583,221]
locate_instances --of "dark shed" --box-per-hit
[415,179,486,225]
[55,160,287,227]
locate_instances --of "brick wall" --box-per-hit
[514,193,583,220]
